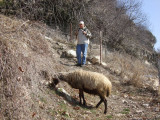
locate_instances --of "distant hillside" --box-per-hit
[0,0,158,64]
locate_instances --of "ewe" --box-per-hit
[53,69,112,114]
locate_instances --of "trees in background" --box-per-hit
[0,0,157,63]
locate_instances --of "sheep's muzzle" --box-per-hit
[52,78,59,86]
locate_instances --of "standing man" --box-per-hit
[76,21,92,67]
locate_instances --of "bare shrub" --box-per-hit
[0,14,67,119]
[104,51,158,90]
[0,41,18,119]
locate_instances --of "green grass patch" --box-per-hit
[51,89,56,94]
[40,97,47,104]
[90,109,96,114]
[106,115,113,119]
[82,107,90,111]
[57,101,70,118]
[121,108,130,114]
[0,0,4,6]
[96,119,101,120]
[48,108,57,116]
[59,101,67,111]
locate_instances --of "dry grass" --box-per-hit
[104,51,158,91]
[0,14,68,119]
[0,14,160,120]
[84,42,158,91]
[0,15,67,55]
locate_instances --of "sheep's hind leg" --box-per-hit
[96,97,103,108]
[104,99,107,114]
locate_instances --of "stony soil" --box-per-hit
[0,14,160,120]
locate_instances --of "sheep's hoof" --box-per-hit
[104,111,107,114]
[83,101,86,106]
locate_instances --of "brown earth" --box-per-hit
[0,15,160,120]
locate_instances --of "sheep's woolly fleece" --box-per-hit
[61,69,112,97]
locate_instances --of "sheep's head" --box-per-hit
[53,72,66,85]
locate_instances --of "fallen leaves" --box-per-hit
[17,76,22,81]
[18,66,24,72]
[73,106,80,110]
[39,101,45,109]
[32,112,36,118]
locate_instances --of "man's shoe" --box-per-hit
[81,64,86,67]
[75,63,81,67]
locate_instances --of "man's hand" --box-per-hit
[83,31,87,35]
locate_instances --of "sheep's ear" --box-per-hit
[54,72,66,81]
[58,73,65,80]
[54,73,61,80]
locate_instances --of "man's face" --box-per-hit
[79,24,84,29]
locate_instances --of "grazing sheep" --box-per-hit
[53,69,112,114]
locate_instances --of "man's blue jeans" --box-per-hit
[76,44,88,65]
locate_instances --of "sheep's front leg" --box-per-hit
[81,91,86,105]
[79,90,82,105]
[79,90,86,105]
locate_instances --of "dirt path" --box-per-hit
[0,15,159,120]
[47,57,160,120]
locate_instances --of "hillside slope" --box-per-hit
[0,0,158,64]
[0,15,160,120]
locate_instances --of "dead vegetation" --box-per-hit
[103,51,159,92]
[0,14,160,120]
[0,14,67,119]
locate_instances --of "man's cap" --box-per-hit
[79,21,84,25]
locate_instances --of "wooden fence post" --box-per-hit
[100,31,102,65]
[70,22,72,41]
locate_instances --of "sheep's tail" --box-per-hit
[106,86,111,97]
